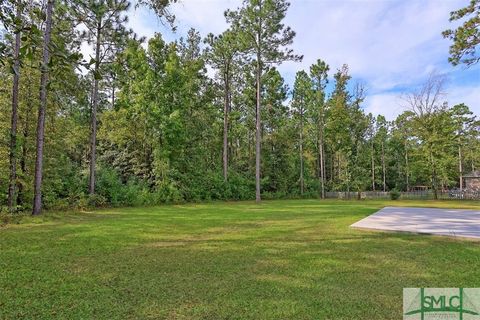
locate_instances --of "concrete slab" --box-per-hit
[351,206,480,240]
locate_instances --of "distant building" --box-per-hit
[464,171,480,191]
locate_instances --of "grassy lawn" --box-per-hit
[1,199,480,319]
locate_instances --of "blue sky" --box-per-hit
[123,0,480,120]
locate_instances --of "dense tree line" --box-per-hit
[0,0,479,213]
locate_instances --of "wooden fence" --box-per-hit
[324,190,480,200]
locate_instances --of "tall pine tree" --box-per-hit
[226,0,301,202]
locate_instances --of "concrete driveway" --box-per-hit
[351,206,480,240]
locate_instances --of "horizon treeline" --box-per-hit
[1,0,479,213]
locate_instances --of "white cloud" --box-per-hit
[167,0,240,35]
[128,7,161,40]
[126,0,480,118]
[281,0,468,89]
[127,0,241,41]
[364,93,404,120]
[364,83,480,121]
[447,84,480,115]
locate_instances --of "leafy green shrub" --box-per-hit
[302,190,320,199]
[225,173,255,200]
[51,198,70,211]
[96,167,124,206]
[41,156,85,210]
[119,180,154,206]
[93,167,161,207]
[0,212,10,226]
[390,189,401,200]
[88,194,107,207]
[0,212,24,226]
[262,191,288,200]
[77,194,90,210]
[155,181,183,203]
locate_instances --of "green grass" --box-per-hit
[1,199,480,319]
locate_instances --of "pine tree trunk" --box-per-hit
[405,141,409,191]
[18,76,33,207]
[223,68,230,182]
[322,147,326,193]
[316,135,321,180]
[89,23,101,195]
[32,0,54,215]
[336,153,340,182]
[458,146,463,191]
[8,1,22,212]
[371,142,375,191]
[330,153,334,182]
[430,150,438,200]
[18,107,29,207]
[248,131,252,171]
[255,56,261,203]
[381,140,386,192]
[111,79,115,108]
[299,106,304,195]
[319,132,325,198]
[318,115,325,198]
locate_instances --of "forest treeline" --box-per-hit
[1,0,479,213]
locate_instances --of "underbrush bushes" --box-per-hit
[79,167,257,208]
[1,165,326,213]
[0,211,24,226]
[95,167,158,206]
[154,180,183,203]
[225,173,256,200]
[390,189,401,200]
[178,171,255,202]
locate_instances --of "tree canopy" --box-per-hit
[0,0,478,213]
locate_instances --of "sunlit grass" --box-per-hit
[1,199,479,319]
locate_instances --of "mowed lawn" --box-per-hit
[1,200,480,319]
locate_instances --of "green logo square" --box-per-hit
[404,288,480,320]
